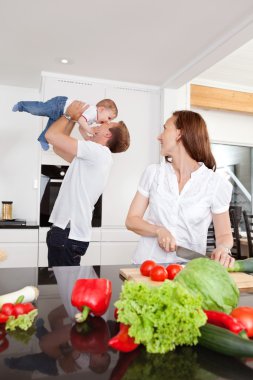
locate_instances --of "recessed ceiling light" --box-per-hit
[60,58,69,64]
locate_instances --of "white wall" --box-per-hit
[162,84,190,126]
[0,85,40,221]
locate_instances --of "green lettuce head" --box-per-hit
[174,258,239,313]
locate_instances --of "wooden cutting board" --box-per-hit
[120,267,253,292]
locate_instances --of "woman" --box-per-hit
[126,110,234,268]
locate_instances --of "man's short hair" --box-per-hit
[96,99,118,118]
[107,121,130,153]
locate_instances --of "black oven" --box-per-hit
[40,165,102,227]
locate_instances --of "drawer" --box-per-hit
[100,242,137,265]
[80,242,100,265]
[0,229,38,243]
[0,243,38,268]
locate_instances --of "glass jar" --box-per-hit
[2,201,13,220]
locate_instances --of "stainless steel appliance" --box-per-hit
[40,165,102,227]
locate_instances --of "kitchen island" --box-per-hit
[0,265,253,380]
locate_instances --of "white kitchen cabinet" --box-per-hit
[100,242,137,265]
[0,229,39,268]
[80,243,100,265]
[0,243,38,268]
[39,73,161,265]
[40,73,106,165]
[102,85,161,227]
[0,85,40,223]
[101,228,138,242]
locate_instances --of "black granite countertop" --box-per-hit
[0,265,253,380]
[0,220,39,229]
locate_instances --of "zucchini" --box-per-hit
[199,323,253,357]
[228,258,253,273]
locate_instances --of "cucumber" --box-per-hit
[199,323,253,357]
[228,258,253,273]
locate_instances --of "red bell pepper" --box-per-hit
[108,323,139,352]
[71,278,112,322]
[70,316,110,354]
[204,310,246,335]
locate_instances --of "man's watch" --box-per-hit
[63,113,72,121]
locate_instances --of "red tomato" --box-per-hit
[140,260,157,277]
[13,303,35,316]
[1,303,16,317]
[230,307,253,337]
[0,313,9,324]
[166,264,183,280]
[150,265,168,282]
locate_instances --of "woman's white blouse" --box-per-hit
[133,162,233,264]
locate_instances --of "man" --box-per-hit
[45,100,130,266]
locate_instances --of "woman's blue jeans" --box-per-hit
[14,96,68,150]
[46,226,89,267]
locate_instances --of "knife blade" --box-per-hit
[176,246,210,260]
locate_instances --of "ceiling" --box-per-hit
[194,39,253,89]
[1,0,253,89]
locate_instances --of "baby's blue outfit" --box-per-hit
[12,96,68,150]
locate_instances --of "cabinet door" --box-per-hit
[80,242,100,265]
[0,229,38,243]
[100,242,138,265]
[41,76,106,163]
[42,76,106,104]
[0,243,38,268]
[0,86,40,223]
[102,86,161,227]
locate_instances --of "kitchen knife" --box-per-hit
[176,246,211,260]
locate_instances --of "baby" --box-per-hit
[13,96,118,150]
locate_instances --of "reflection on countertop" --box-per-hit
[1,265,253,380]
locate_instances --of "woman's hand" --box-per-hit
[211,246,235,268]
[156,227,176,252]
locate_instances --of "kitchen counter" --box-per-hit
[0,221,39,229]
[1,265,253,380]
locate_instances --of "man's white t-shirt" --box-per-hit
[133,161,233,264]
[49,140,113,241]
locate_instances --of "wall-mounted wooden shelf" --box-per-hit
[191,84,253,114]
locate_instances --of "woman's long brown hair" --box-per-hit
[170,110,216,171]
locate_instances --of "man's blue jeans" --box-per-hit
[13,96,68,150]
[46,226,89,267]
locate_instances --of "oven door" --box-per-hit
[40,178,63,227]
[40,176,102,228]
